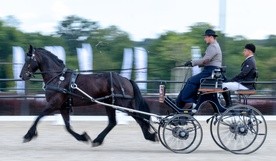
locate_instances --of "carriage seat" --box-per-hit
[198,88,226,93]
[198,78,226,94]
[236,90,256,95]
[235,71,258,104]
[198,67,226,94]
[235,71,258,95]
[235,89,256,105]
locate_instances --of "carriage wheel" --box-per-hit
[162,114,203,153]
[157,114,175,150]
[209,115,227,150]
[217,104,267,154]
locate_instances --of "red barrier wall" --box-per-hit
[0,96,275,115]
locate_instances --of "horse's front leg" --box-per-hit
[92,106,117,147]
[60,108,91,143]
[23,107,57,143]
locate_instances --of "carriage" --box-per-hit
[20,45,267,154]
[158,67,267,154]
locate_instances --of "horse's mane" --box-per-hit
[36,48,65,67]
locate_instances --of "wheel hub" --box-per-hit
[172,127,189,140]
[229,123,248,136]
[238,125,248,135]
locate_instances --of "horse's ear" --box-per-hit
[27,45,33,56]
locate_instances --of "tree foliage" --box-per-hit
[56,15,100,54]
[87,25,133,70]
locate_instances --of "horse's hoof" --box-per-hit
[23,138,31,143]
[82,132,91,143]
[92,142,102,147]
[154,135,160,142]
[23,132,38,143]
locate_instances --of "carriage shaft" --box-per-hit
[71,83,162,119]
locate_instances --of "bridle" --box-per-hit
[23,50,38,79]
[24,50,68,86]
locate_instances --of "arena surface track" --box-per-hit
[0,120,275,161]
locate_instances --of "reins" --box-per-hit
[33,67,148,75]
[34,70,67,74]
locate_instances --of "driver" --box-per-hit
[176,29,222,109]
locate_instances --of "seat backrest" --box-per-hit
[211,67,226,80]
[254,70,258,80]
[252,70,258,89]
[200,77,223,89]
[220,66,227,73]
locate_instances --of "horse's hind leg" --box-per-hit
[92,106,117,147]
[133,115,158,142]
[60,108,91,143]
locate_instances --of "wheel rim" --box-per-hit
[162,114,203,153]
[217,105,267,154]
[209,116,227,150]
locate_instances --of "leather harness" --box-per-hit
[45,70,133,112]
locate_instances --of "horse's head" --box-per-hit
[20,45,39,80]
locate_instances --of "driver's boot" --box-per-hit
[222,91,232,107]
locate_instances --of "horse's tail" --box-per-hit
[129,80,150,115]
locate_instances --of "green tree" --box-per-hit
[56,15,99,54]
[87,25,133,71]
[145,22,216,81]
[0,20,27,89]
[146,31,187,80]
[2,15,21,28]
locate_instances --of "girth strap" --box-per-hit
[67,72,79,111]
[110,72,115,104]
[109,72,132,104]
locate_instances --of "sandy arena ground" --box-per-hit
[0,119,275,161]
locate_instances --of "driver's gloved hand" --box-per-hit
[184,61,192,67]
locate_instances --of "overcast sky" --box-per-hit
[0,0,275,41]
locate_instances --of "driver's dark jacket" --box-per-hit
[230,56,257,89]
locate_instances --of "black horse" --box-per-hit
[20,45,157,146]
